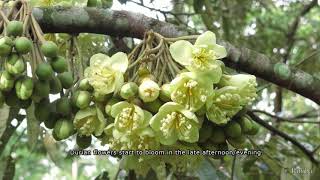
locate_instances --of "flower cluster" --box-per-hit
[69,31,258,177]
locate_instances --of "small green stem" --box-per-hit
[128,51,146,69]
[73,36,84,79]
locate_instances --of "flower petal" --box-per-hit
[110,101,131,118]
[90,53,110,66]
[159,132,178,145]
[109,52,128,73]
[195,31,216,46]
[177,121,199,143]
[113,72,124,94]
[180,109,198,123]
[196,64,222,84]
[212,44,227,59]
[142,110,152,127]
[74,107,96,120]
[169,40,193,66]
[94,106,107,136]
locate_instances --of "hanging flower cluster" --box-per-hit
[11,29,257,178]
[66,31,259,177]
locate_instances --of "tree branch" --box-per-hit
[283,0,318,62]
[0,107,24,156]
[247,111,319,165]
[31,6,320,104]
[251,109,320,124]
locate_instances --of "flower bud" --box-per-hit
[159,84,172,102]
[72,90,91,109]
[79,78,93,91]
[120,82,138,100]
[54,118,74,140]
[56,97,72,116]
[76,134,92,149]
[246,121,259,135]
[210,126,226,144]
[227,135,246,149]
[6,21,23,37]
[4,90,20,107]
[34,99,51,122]
[5,54,25,76]
[93,91,110,103]
[224,121,242,138]
[14,37,32,54]
[15,76,33,100]
[49,76,62,94]
[238,116,253,134]
[0,71,14,91]
[33,80,50,99]
[138,78,160,102]
[44,112,58,129]
[0,37,13,57]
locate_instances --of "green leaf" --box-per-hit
[311,167,320,180]
[26,103,40,150]
[196,159,226,180]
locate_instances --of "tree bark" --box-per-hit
[32,6,320,104]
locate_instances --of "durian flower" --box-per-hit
[110,127,160,150]
[219,74,257,105]
[150,102,200,145]
[205,86,243,125]
[170,72,213,112]
[84,53,128,95]
[73,106,106,136]
[111,101,152,134]
[169,31,226,81]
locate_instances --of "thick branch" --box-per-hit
[31,6,320,104]
[247,111,319,165]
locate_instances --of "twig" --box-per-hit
[113,167,121,180]
[0,10,9,24]
[251,109,320,124]
[247,111,319,165]
[127,0,199,16]
[283,0,318,62]
[231,156,236,180]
